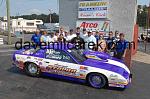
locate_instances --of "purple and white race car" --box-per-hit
[12,44,132,89]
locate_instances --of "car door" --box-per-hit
[43,49,81,78]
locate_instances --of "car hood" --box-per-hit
[83,51,124,63]
[82,59,130,78]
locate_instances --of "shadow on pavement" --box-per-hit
[7,66,126,91]
[7,66,26,76]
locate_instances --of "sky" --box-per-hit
[138,0,149,5]
[0,0,59,17]
[0,0,149,17]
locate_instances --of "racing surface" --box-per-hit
[0,46,150,99]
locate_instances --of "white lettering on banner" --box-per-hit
[77,21,110,32]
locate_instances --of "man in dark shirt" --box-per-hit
[31,29,41,45]
[106,31,116,50]
[71,32,84,50]
[106,31,116,56]
[115,33,128,59]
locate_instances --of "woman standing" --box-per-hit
[97,40,107,53]
[40,31,50,43]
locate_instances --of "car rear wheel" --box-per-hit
[87,73,107,89]
[25,63,40,77]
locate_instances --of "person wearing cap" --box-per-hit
[80,28,87,39]
[84,31,97,51]
[71,32,84,50]
[115,33,128,59]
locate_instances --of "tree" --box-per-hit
[137,5,148,28]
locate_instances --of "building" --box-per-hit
[11,18,43,33]
[0,20,7,31]
[59,0,137,41]
[0,18,43,33]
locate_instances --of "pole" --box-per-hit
[148,3,150,30]
[145,4,150,52]
[6,0,11,45]
[49,9,52,23]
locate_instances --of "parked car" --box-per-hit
[12,44,132,89]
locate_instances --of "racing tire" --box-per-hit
[87,73,107,89]
[25,63,41,77]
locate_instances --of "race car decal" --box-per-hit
[46,64,77,74]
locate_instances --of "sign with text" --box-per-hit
[76,20,110,32]
[78,0,109,18]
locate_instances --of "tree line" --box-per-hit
[137,5,149,28]
[9,13,59,23]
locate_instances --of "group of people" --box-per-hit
[31,27,128,59]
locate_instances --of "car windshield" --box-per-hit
[68,49,87,63]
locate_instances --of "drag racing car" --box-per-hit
[12,44,132,89]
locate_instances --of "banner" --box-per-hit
[78,0,109,18]
[76,20,110,32]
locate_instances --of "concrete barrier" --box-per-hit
[0,38,4,45]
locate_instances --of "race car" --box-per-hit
[12,44,132,89]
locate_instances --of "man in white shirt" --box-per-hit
[59,27,65,36]
[80,28,87,39]
[67,29,76,41]
[84,31,97,51]
[64,31,70,41]
[49,32,57,42]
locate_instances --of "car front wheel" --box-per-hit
[87,73,107,89]
[25,63,41,77]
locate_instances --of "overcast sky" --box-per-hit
[0,0,149,17]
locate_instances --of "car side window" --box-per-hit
[45,49,76,63]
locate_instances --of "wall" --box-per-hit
[59,0,137,41]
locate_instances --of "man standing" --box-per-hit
[59,27,65,36]
[80,28,87,39]
[106,31,116,50]
[31,29,41,45]
[95,31,100,42]
[67,29,76,41]
[114,30,120,41]
[84,31,97,51]
[76,27,81,35]
[50,32,57,42]
[115,33,128,59]
[106,31,116,56]
[71,32,84,50]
